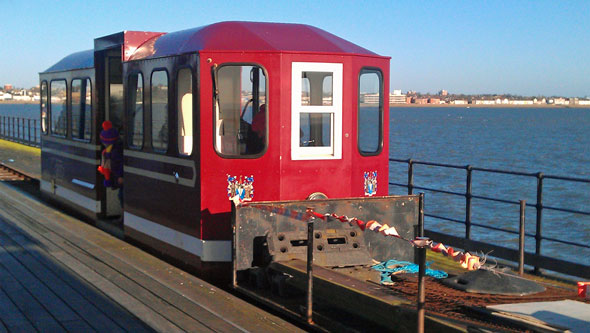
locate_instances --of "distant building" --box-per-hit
[578,100,590,106]
[415,98,429,104]
[389,90,406,104]
[362,93,380,104]
[428,98,440,104]
[13,95,32,102]
[439,90,448,96]
[0,93,12,100]
[3,84,13,91]
[510,100,534,105]
[451,100,467,105]
[474,100,495,105]
[553,98,569,105]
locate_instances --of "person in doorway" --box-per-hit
[98,120,124,208]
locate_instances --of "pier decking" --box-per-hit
[0,177,300,332]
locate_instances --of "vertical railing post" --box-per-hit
[27,119,31,144]
[465,165,473,240]
[306,215,315,325]
[17,118,20,141]
[408,159,414,195]
[34,119,38,145]
[519,200,526,276]
[534,173,543,274]
[418,192,425,237]
[12,117,15,140]
[416,237,429,333]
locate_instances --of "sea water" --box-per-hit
[1,103,589,261]
[389,107,590,262]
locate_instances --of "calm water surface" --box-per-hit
[1,104,588,261]
[389,107,590,262]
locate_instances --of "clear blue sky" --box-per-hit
[1,1,588,97]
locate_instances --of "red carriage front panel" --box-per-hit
[199,52,281,241]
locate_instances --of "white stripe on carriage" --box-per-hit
[43,136,101,150]
[41,180,101,213]
[72,178,95,189]
[43,147,99,165]
[125,166,196,187]
[123,150,196,187]
[124,212,231,262]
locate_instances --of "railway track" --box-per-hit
[0,163,32,181]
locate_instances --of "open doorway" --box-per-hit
[103,48,123,217]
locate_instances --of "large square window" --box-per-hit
[291,62,342,160]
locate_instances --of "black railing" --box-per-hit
[0,116,40,147]
[390,158,590,279]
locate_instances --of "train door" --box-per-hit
[103,48,123,217]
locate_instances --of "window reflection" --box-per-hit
[215,65,267,156]
[50,80,67,137]
[128,73,143,148]
[358,70,382,154]
[151,71,168,152]
[41,82,48,134]
[71,78,92,141]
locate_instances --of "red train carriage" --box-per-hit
[39,21,390,275]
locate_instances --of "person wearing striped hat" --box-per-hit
[98,120,124,208]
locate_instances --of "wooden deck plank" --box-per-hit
[0,223,136,333]
[0,225,152,333]
[4,214,218,333]
[0,181,303,333]
[0,236,94,331]
[0,207,188,333]
[0,287,36,332]
[0,258,64,332]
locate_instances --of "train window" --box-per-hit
[177,68,193,156]
[128,73,144,149]
[214,65,267,157]
[358,69,383,155]
[41,81,48,134]
[151,70,168,152]
[291,62,342,160]
[50,80,67,137]
[71,78,92,142]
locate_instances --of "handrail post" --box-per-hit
[416,237,429,333]
[418,192,425,237]
[465,165,472,240]
[27,119,31,144]
[519,200,526,276]
[34,119,37,145]
[408,159,414,195]
[306,217,315,324]
[17,118,20,141]
[534,172,543,274]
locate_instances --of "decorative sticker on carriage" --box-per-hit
[227,175,254,204]
[364,171,377,196]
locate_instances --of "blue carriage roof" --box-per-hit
[42,49,94,73]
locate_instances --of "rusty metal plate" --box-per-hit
[234,195,419,271]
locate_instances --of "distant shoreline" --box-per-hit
[389,103,590,109]
[4,99,589,109]
[0,100,37,105]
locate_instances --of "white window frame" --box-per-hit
[291,62,343,160]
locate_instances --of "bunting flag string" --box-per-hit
[238,201,482,271]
